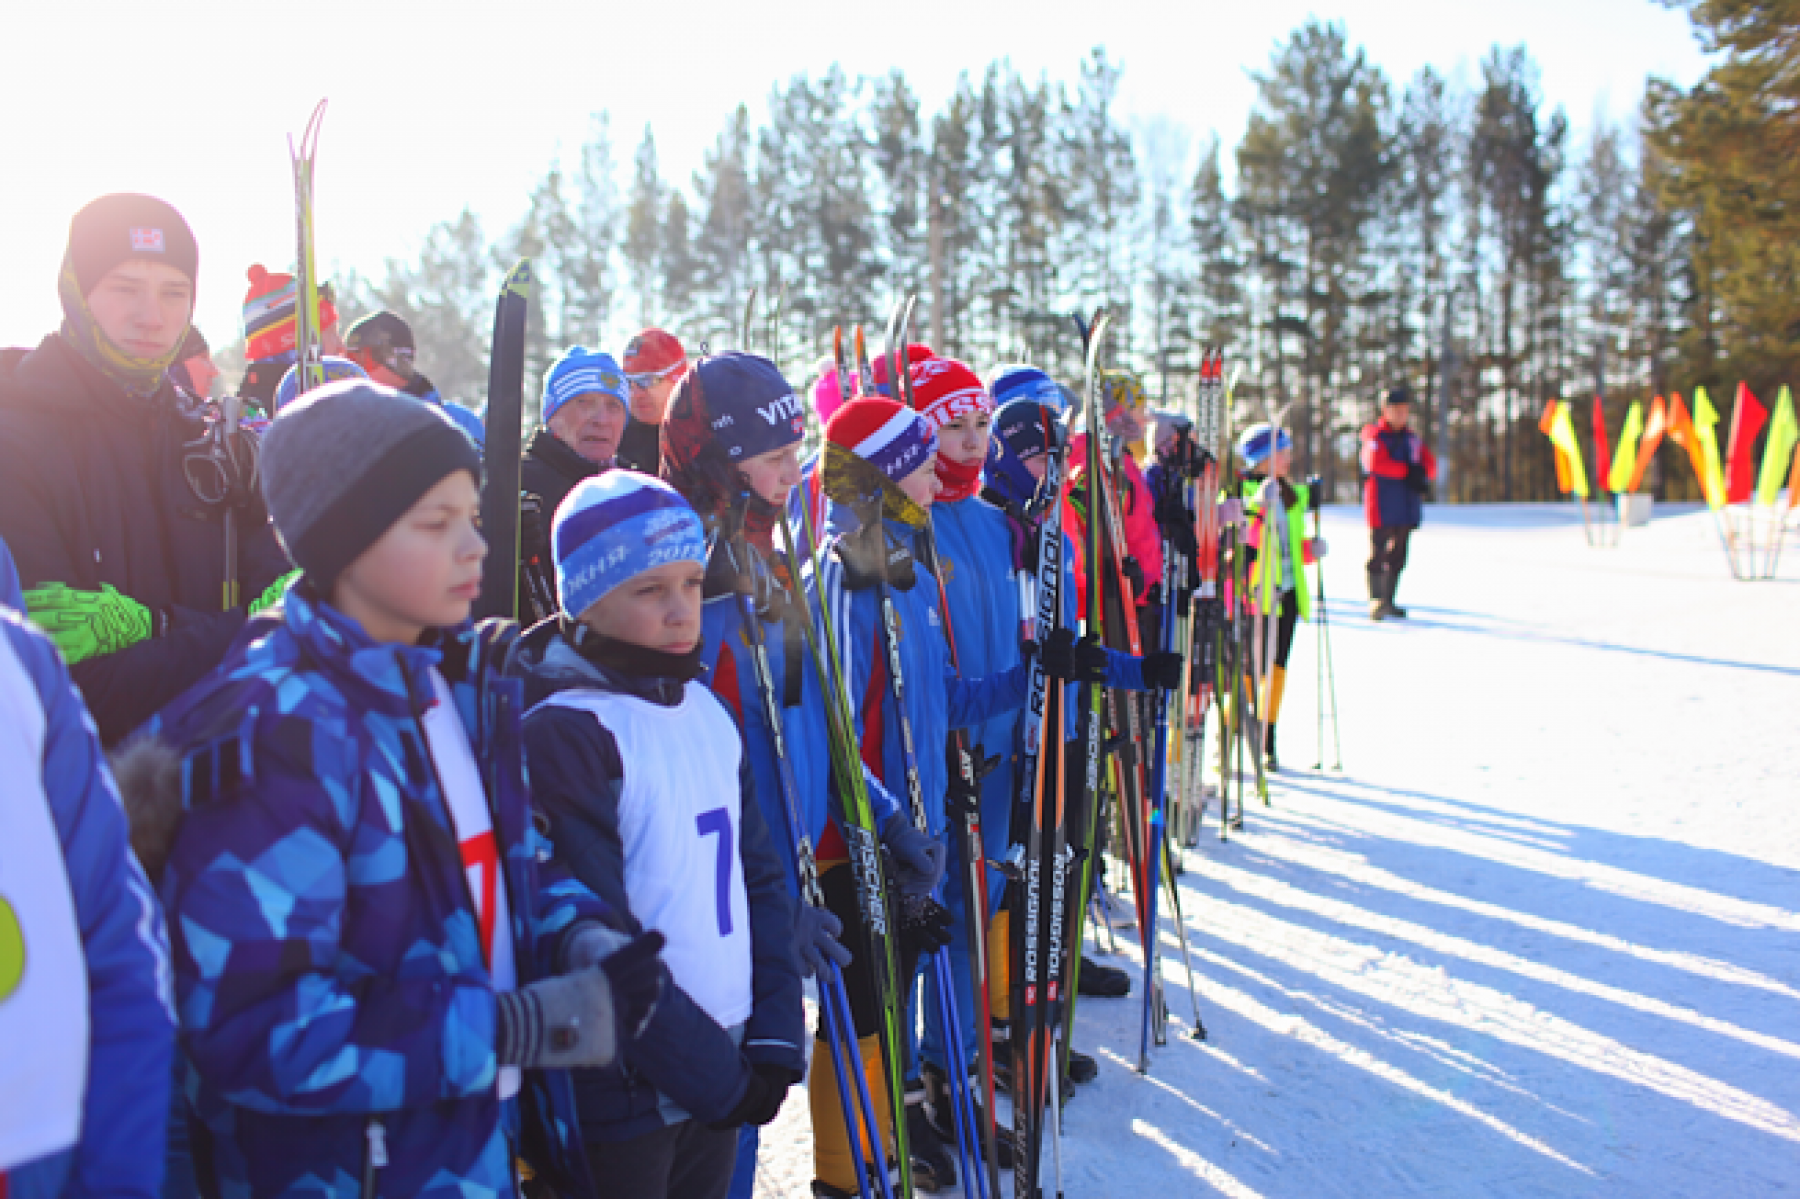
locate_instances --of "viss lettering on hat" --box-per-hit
[129,228,166,253]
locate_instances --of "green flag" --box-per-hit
[1607,401,1644,495]
[1693,387,1726,508]
[1756,385,1798,507]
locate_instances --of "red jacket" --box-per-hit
[1360,419,1437,529]
[1065,433,1164,619]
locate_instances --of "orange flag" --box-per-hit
[1541,400,1572,493]
[1628,395,1669,493]
[1725,381,1769,504]
[1666,393,1710,501]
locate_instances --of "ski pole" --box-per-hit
[1312,503,1343,772]
[1158,834,1208,1041]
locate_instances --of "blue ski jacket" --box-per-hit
[513,622,807,1143]
[698,543,901,893]
[148,589,608,1199]
[0,601,174,1199]
[811,505,1029,845]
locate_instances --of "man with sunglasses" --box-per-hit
[615,327,688,472]
[0,194,293,746]
[345,310,486,447]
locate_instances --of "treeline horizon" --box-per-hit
[291,5,1784,505]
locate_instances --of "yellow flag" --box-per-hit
[1692,387,1727,508]
[1607,401,1644,494]
[1547,401,1590,498]
[1757,385,1799,507]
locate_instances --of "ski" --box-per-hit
[285,99,328,410]
[474,259,533,621]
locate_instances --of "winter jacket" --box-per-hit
[697,540,901,892]
[615,418,661,474]
[811,505,1029,846]
[146,589,607,1199]
[1064,434,1164,620]
[0,334,291,745]
[513,623,806,1142]
[1360,419,1437,529]
[521,425,607,523]
[0,603,174,1199]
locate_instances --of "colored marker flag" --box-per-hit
[1608,401,1644,495]
[1541,400,1571,493]
[1693,387,1727,508]
[1547,400,1589,498]
[1724,382,1769,505]
[1756,385,1798,508]
[1592,396,1613,495]
[1628,395,1668,494]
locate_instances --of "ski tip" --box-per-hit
[502,259,535,300]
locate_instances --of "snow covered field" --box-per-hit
[756,502,1800,1198]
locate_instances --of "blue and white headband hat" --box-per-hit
[987,363,1067,412]
[551,471,707,618]
[1236,422,1293,469]
[543,346,628,425]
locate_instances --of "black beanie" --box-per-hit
[66,194,199,296]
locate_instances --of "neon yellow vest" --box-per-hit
[1239,477,1312,620]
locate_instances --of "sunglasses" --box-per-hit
[625,360,684,390]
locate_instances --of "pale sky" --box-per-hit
[1,0,1708,352]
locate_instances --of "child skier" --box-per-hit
[515,470,807,1199]
[1234,422,1327,770]
[144,380,666,1199]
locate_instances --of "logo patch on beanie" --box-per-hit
[130,228,166,253]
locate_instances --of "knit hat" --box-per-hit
[1383,385,1413,407]
[985,398,1064,511]
[543,346,627,426]
[988,364,1066,411]
[661,352,804,552]
[1235,422,1292,470]
[623,328,686,375]
[868,342,933,397]
[811,354,852,425]
[261,379,482,588]
[552,471,706,619]
[345,311,417,382]
[65,193,198,297]
[906,356,991,431]
[1101,368,1146,414]
[243,265,339,361]
[275,356,369,413]
[822,396,938,529]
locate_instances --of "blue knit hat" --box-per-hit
[275,355,368,412]
[1236,422,1292,469]
[988,364,1067,411]
[985,397,1063,510]
[689,352,806,461]
[551,471,707,618]
[543,346,627,426]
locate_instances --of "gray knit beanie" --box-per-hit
[261,379,482,588]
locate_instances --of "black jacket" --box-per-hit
[0,334,290,744]
[521,424,605,519]
[615,418,661,474]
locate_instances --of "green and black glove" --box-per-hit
[248,569,301,617]
[23,583,154,665]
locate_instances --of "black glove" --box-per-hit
[1122,559,1147,602]
[709,1061,801,1129]
[1141,651,1183,690]
[1305,475,1324,512]
[1040,628,1108,685]
[600,930,669,1040]
[794,903,852,979]
[1142,582,1164,612]
[1406,462,1428,494]
[898,892,956,957]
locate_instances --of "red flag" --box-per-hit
[1591,396,1612,495]
[1725,381,1769,504]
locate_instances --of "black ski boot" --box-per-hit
[922,1063,1017,1169]
[1078,954,1131,998]
[1264,721,1280,773]
[1067,1046,1100,1084]
[1387,572,1409,618]
[905,1089,955,1193]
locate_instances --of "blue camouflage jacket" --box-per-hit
[149,587,609,1199]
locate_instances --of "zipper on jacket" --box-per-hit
[361,1117,387,1199]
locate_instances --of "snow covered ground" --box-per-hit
[755,502,1800,1198]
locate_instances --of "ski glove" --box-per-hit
[1041,628,1108,685]
[709,1061,801,1130]
[1406,462,1429,493]
[1309,537,1330,562]
[23,583,155,665]
[1141,651,1184,691]
[794,903,852,978]
[881,812,948,898]
[248,569,301,617]
[495,966,623,1070]
[898,892,957,957]
[553,925,669,1041]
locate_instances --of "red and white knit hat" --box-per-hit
[825,396,938,483]
[906,355,991,431]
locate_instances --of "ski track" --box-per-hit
[757,504,1800,1198]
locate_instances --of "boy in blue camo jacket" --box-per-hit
[141,380,667,1199]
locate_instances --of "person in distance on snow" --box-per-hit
[617,328,690,472]
[518,347,634,624]
[514,471,806,1199]
[344,309,486,447]
[135,380,666,1199]
[0,194,296,746]
[1233,423,1327,771]
[1359,385,1437,620]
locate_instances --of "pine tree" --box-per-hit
[624,126,668,327]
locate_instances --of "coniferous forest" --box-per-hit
[333,5,1796,504]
